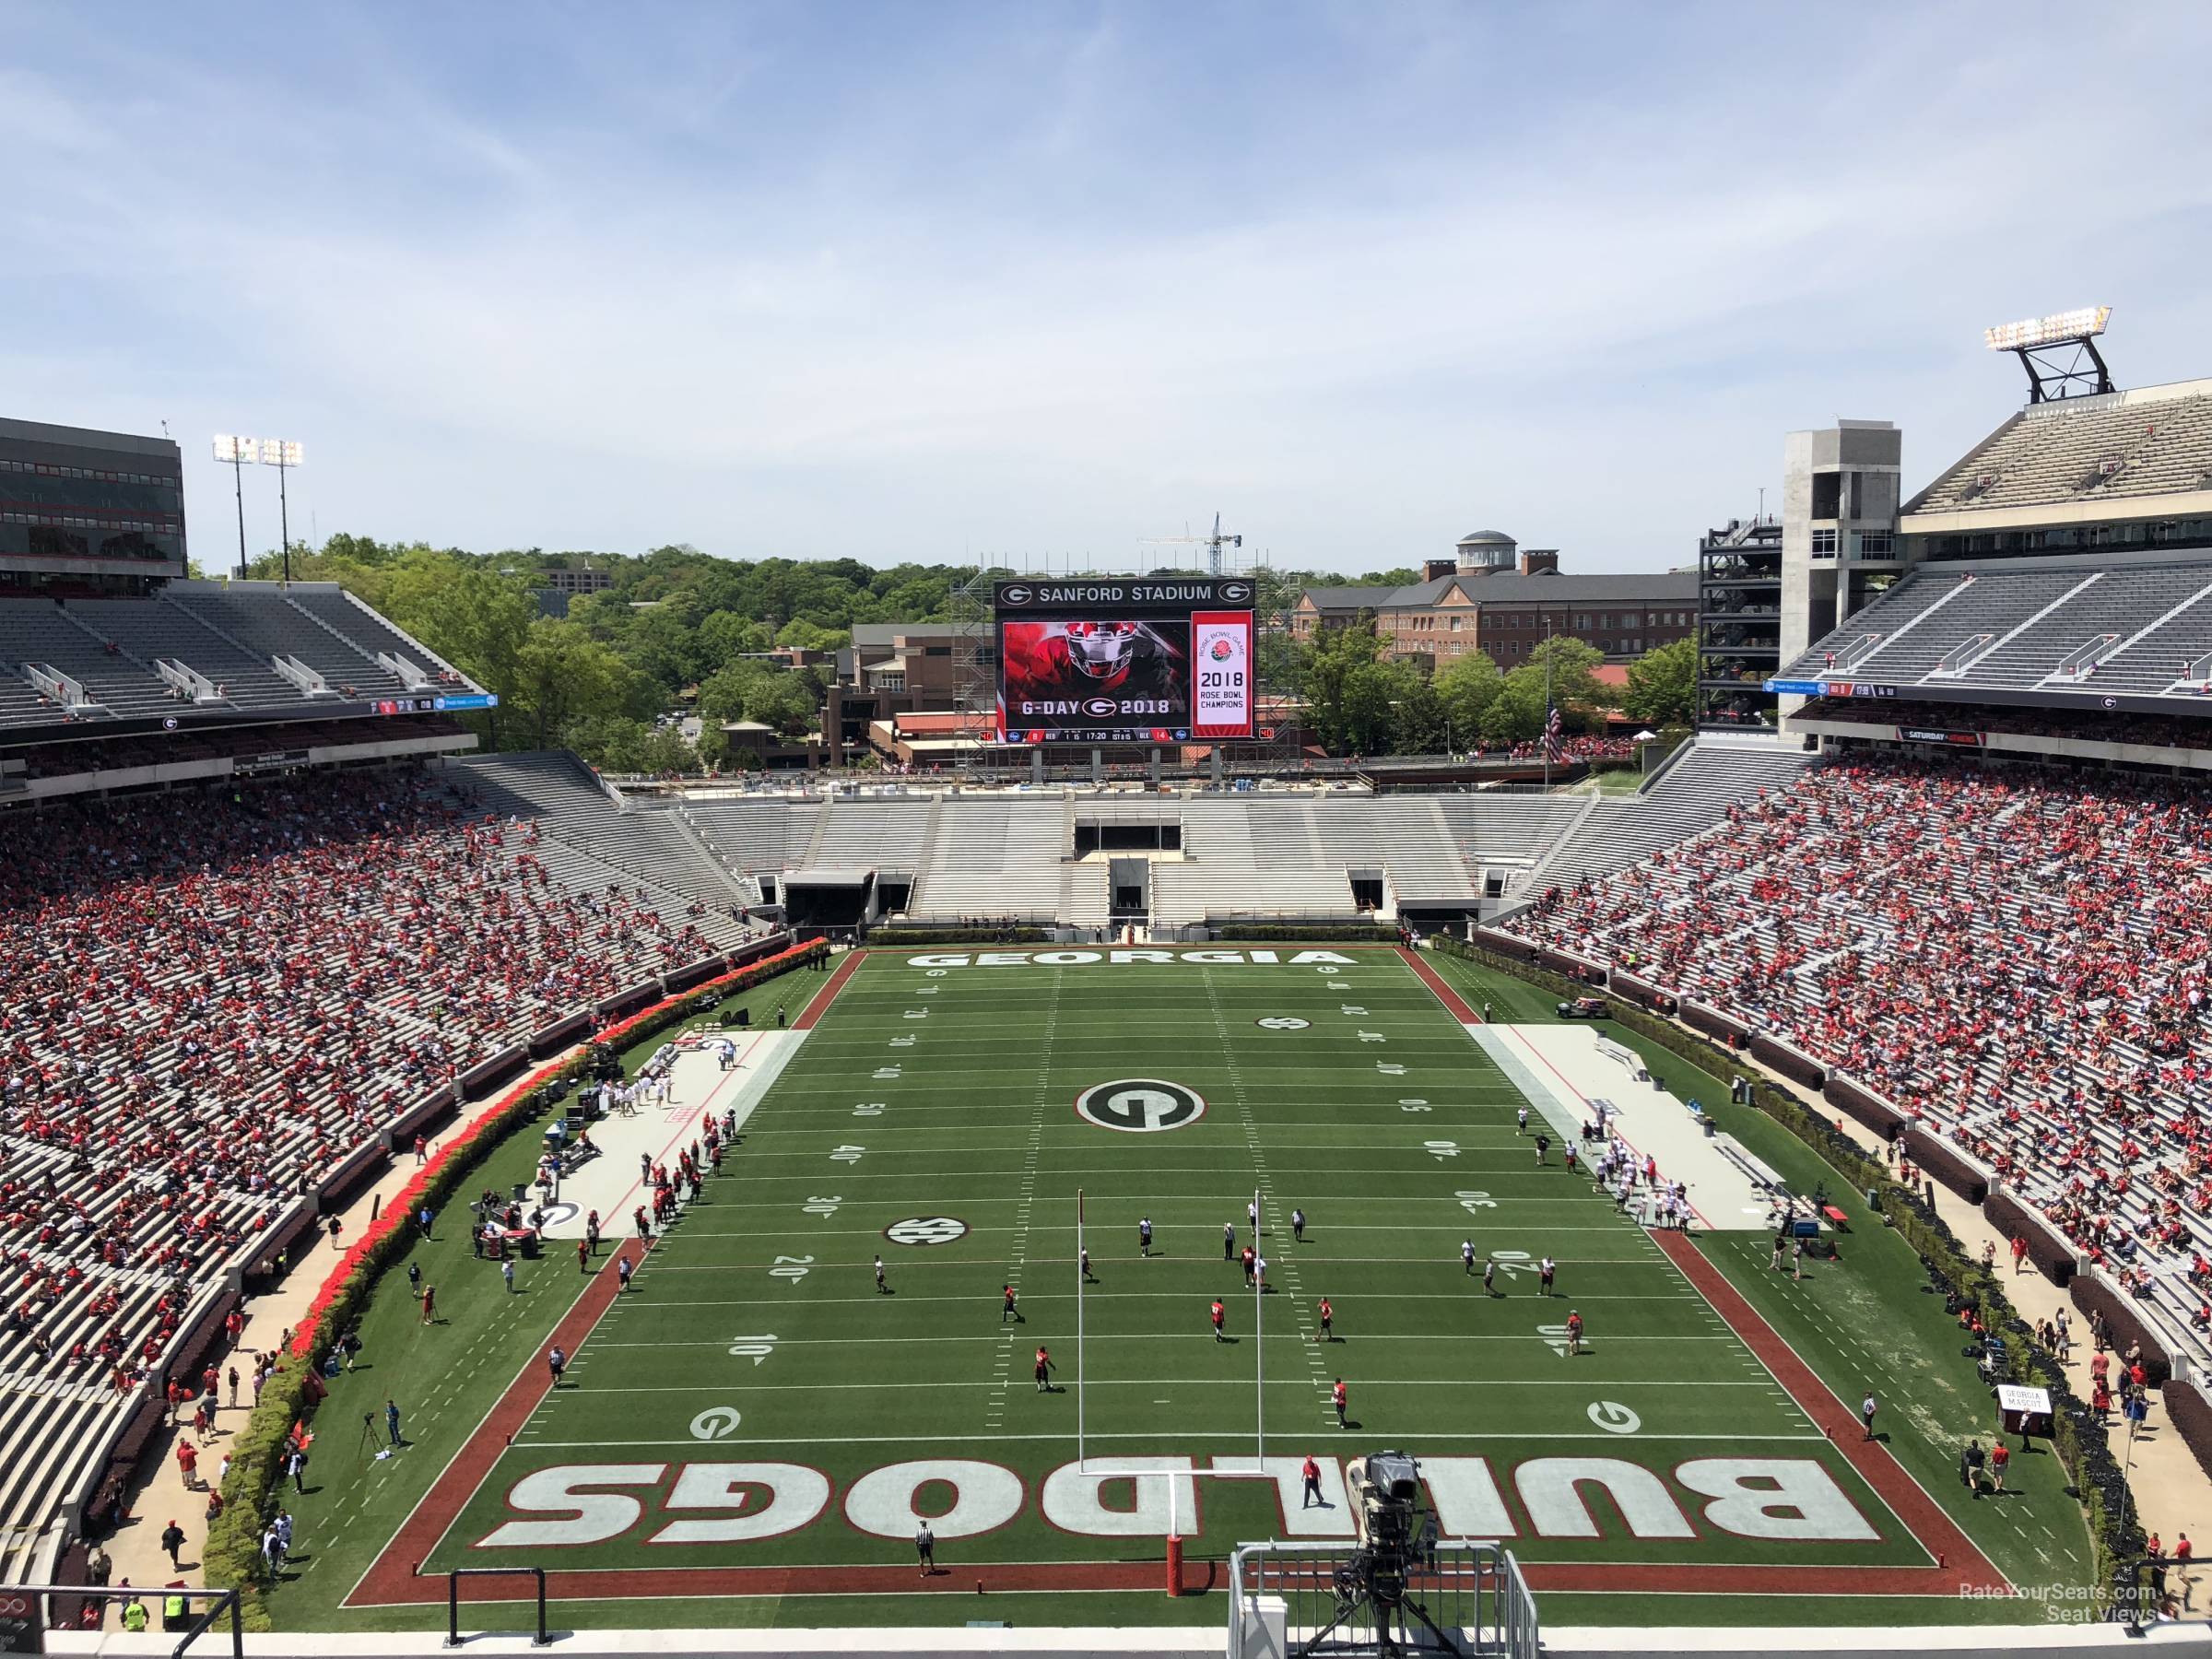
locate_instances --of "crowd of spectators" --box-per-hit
[1488,734,1641,764]
[1510,753,2212,1330]
[0,767,729,1409]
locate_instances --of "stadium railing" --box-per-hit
[1227,1540,1538,1659]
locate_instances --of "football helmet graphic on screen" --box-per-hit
[1062,619,1141,679]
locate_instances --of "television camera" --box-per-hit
[1301,1451,1461,1657]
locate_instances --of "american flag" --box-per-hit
[1543,702,1564,764]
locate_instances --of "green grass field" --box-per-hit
[266,947,2095,1633]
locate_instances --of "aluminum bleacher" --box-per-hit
[165,582,414,698]
[686,798,802,877]
[1523,738,1815,895]
[1435,794,1590,865]
[0,598,185,720]
[906,796,1070,922]
[65,596,306,710]
[1151,861,1356,929]
[0,766,754,1583]
[0,583,492,728]
[1909,380,2212,515]
[660,774,1753,933]
[806,797,935,873]
[448,752,759,930]
[1782,555,2212,701]
[1506,751,2212,1372]
[282,584,469,687]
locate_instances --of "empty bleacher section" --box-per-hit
[0,584,493,729]
[164,583,415,699]
[1434,794,1591,865]
[447,752,762,922]
[804,797,935,873]
[1506,752,2212,1367]
[64,598,300,710]
[907,796,1075,923]
[0,598,190,720]
[1151,861,1356,928]
[642,785,1609,928]
[668,783,1697,930]
[1520,739,1815,895]
[0,766,760,1582]
[279,584,468,686]
[1782,556,2212,700]
[689,796,805,876]
[1909,380,2212,514]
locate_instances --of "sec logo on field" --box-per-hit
[1254,1017,1311,1030]
[1074,1079,1206,1134]
[884,1216,970,1247]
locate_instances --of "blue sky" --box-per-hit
[7,2,2210,574]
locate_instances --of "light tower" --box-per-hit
[257,439,304,581]
[1984,306,2113,404]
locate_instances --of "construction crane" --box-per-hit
[1138,512,1243,576]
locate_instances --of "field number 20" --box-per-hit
[769,1255,813,1283]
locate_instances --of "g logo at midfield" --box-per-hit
[884,1216,969,1247]
[1075,1079,1206,1134]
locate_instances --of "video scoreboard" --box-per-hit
[994,577,1254,745]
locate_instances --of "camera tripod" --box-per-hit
[1297,1547,1466,1658]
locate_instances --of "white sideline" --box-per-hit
[1470,1023,1775,1232]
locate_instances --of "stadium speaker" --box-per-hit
[731,1006,750,1027]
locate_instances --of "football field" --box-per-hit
[316,946,2087,1630]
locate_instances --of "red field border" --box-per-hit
[793,947,867,1029]
[347,1554,2006,1608]
[1652,1228,2009,1595]
[1399,944,1481,1021]
[347,944,2009,1608]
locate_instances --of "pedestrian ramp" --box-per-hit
[1466,1023,1777,1232]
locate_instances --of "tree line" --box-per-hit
[1288,621,1697,756]
[235,538,1697,768]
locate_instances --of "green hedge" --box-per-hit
[1429,935,2136,1607]
[1216,924,1401,943]
[204,942,828,1625]
[864,927,1053,945]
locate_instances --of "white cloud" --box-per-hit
[3,5,2210,570]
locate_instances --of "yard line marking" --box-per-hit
[510,1429,1833,1448]
[588,1332,1741,1348]
[547,1375,1795,1392]
[987,964,1059,1429]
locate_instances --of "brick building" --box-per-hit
[1291,530,1697,668]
